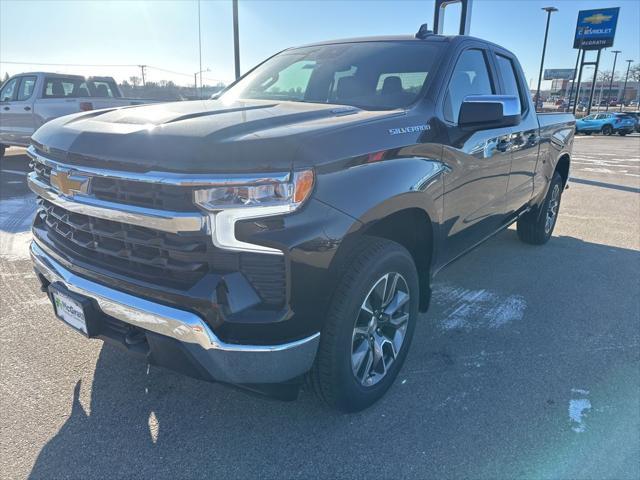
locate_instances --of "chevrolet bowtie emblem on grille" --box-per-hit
[50,169,91,197]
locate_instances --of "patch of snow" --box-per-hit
[433,283,526,330]
[0,231,32,260]
[569,389,591,433]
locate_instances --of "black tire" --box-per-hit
[517,172,563,245]
[0,145,5,159]
[618,131,627,136]
[601,124,613,136]
[308,236,419,412]
[583,131,592,135]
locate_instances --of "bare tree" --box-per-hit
[129,76,141,88]
[631,64,640,103]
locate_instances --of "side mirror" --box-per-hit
[458,95,521,130]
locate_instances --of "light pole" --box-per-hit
[605,50,621,111]
[620,59,633,111]
[233,0,240,80]
[197,0,203,96]
[535,6,558,111]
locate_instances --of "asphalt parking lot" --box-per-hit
[1,135,639,479]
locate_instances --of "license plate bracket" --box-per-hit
[48,283,100,337]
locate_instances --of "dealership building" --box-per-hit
[550,79,640,103]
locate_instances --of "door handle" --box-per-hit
[496,140,512,152]
[2,106,9,111]
[526,134,539,146]
[24,106,31,111]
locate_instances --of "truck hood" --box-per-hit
[32,99,403,173]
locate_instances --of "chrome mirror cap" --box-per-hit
[458,94,522,129]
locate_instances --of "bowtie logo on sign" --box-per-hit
[573,8,620,50]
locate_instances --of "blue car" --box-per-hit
[576,112,637,136]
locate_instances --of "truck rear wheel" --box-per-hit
[309,237,419,412]
[517,172,563,245]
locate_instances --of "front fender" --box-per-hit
[314,156,446,230]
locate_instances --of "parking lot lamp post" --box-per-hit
[233,0,240,80]
[620,59,633,111]
[605,50,621,111]
[535,6,558,111]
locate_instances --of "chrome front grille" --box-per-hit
[90,176,195,211]
[31,155,196,212]
[35,199,214,289]
[28,146,287,305]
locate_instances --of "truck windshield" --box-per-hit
[220,41,444,110]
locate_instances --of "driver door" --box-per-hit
[440,47,512,261]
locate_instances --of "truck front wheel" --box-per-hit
[309,237,419,412]
[517,172,563,245]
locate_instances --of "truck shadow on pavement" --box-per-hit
[28,233,640,479]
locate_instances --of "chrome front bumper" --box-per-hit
[31,242,320,384]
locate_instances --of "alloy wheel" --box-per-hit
[351,272,410,386]
[545,184,560,234]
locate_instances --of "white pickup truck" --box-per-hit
[0,72,156,157]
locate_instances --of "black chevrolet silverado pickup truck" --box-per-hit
[28,32,574,412]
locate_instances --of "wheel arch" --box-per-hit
[361,208,434,312]
[555,153,571,188]
[333,206,436,313]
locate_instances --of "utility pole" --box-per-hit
[139,65,146,87]
[233,0,240,80]
[194,73,198,98]
[605,50,621,111]
[620,59,633,111]
[535,6,558,111]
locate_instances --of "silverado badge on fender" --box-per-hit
[388,124,431,135]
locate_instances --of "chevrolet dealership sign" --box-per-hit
[573,8,620,50]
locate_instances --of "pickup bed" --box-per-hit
[0,72,155,154]
[27,32,574,411]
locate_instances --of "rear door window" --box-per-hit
[495,54,523,113]
[444,49,494,124]
[17,76,37,101]
[43,77,84,98]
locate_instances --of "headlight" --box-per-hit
[194,169,314,212]
[194,169,314,255]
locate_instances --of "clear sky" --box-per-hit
[1,0,639,88]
